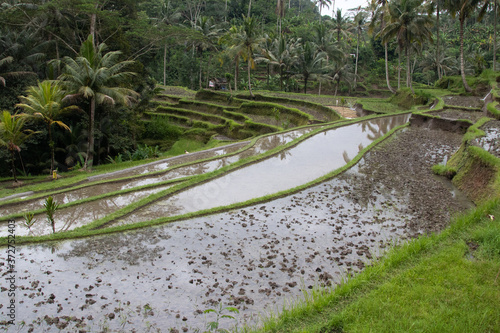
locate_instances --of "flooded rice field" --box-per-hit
[0,123,473,332]
[115,115,410,226]
[473,119,500,158]
[0,127,316,223]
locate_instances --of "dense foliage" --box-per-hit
[0,0,499,177]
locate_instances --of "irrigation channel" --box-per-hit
[0,113,474,332]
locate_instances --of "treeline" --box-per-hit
[0,0,498,179]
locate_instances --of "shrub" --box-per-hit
[144,116,183,140]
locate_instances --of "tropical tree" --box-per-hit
[260,35,300,91]
[381,0,433,92]
[0,111,36,182]
[314,23,344,94]
[332,9,350,45]
[193,16,220,89]
[445,0,482,92]
[316,0,333,21]
[293,41,328,94]
[370,0,396,92]
[352,9,367,88]
[57,34,138,169]
[225,16,265,97]
[478,0,500,71]
[17,80,79,174]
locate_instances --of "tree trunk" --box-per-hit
[199,50,203,90]
[49,124,55,174]
[279,66,283,91]
[436,4,441,79]
[460,19,472,92]
[385,43,395,93]
[248,0,252,17]
[354,29,359,88]
[495,2,497,71]
[248,58,254,97]
[235,57,239,91]
[163,44,167,85]
[304,74,308,94]
[84,97,96,169]
[406,46,410,88]
[397,47,401,90]
[10,150,17,182]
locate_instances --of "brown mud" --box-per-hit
[429,109,486,123]
[0,124,473,332]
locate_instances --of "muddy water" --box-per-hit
[0,128,315,217]
[0,125,473,332]
[118,115,410,225]
[473,119,500,158]
[0,185,173,237]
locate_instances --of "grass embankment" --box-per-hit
[253,111,500,333]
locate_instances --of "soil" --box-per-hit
[442,96,484,109]
[0,124,473,332]
[429,109,486,123]
[327,106,358,118]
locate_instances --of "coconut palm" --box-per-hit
[57,35,138,169]
[17,80,79,174]
[194,16,221,89]
[261,35,300,91]
[478,0,500,71]
[314,23,344,94]
[225,16,265,97]
[316,0,333,21]
[293,41,328,94]
[332,9,350,45]
[352,9,368,88]
[370,0,396,92]
[445,0,482,92]
[0,111,36,182]
[381,0,433,92]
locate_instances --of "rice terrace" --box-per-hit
[1,0,500,332]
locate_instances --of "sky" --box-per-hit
[323,0,370,16]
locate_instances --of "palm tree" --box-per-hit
[445,0,482,92]
[57,35,138,169]
[0,111,36,182]
[261,35,300,91]
[276,0,286,35]
[155,0,182,85]
[369,0,396,92]
[352,9,367,89]
[314,23,344,94]
[194,16,220,89]
[226,16,265,97]
[332,9,350,45]
[381,0,433,92]
[293,41,328,94]
[316,0,333,21]
[17,80,79,174]
[478,0,500,71]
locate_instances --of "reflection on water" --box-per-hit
[120,115,410,225]
[0,128,315,216]
[0,185,173,237]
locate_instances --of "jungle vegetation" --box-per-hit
[0,0,499,178]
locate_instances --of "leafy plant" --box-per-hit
[22,212,37,235]
[44,196,59,234]
[203,303,239,333]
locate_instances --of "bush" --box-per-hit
[144,116,183,140]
